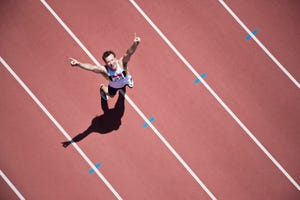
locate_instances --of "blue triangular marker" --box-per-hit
[89,162,101,174]
[143,117,155,128]
[246,29,258,40]
[194,79,200,84]
[194,73,206,84]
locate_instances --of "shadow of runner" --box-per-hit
[62,87,126,148]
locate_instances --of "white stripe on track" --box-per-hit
[0,57,123,200]
[129,0,300,191]
[39,0,217,199]
[120,90,217,200]
[218,0,300,89]
[0,170,26,200]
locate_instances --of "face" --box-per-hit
[104,54,117,70]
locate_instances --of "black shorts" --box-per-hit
[108,85,124,96]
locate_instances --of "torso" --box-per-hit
[105,61,131,89]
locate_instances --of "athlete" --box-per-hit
[69,34,141,100]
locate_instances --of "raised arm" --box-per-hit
[122,34,141,66]
[69,57,107,74]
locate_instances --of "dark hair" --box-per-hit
[102,50,116,62]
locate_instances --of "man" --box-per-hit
[69,34,141,100]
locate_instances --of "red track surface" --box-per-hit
[1,1,299,199]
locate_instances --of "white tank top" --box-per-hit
[106,63,132,88]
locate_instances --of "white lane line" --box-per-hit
[0,170,25,200]
[218,0,300,89]
[39,0,217,199]
[120,90,217,200]
[0,57,123,200]
[129,0,300,191]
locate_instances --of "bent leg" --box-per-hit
[100,84,110,100]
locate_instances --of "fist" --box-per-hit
[134,33,141,44]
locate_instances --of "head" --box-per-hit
[102,50,117,70]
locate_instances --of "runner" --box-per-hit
[69,34,141,100]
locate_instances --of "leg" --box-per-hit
[107,85,119,98]
[100,84,110,100]
[100,84,109,95]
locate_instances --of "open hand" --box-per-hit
[69,57,79,66]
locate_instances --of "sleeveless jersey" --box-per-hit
[106,63,132,89]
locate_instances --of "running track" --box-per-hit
[0,1,299,199]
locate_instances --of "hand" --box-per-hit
[134,33,141,44]
[69,57,79,66]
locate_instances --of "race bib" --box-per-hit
[111,73,125,82]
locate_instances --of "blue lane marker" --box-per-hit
[143,117,155,128]
[246,29,258,40]
[89,162,101,174]
[194,73,207,84]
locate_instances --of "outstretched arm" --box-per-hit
[69,57,106,74]
[122,33,141,66]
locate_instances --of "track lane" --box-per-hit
[224,0,300,83]
[0,170,20,200]
[0,60,116,199]
[46,0,300,199]
[0,1,212,199]
[133,0,300,186]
